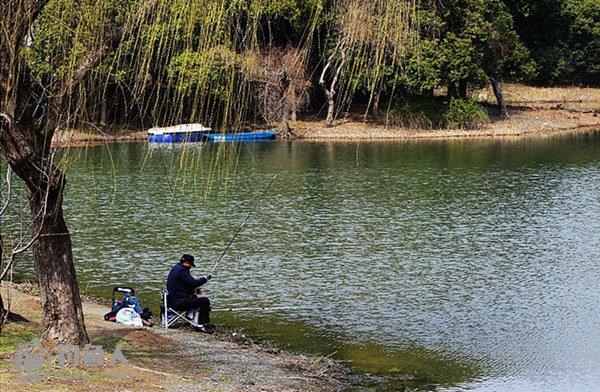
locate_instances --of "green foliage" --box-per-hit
[505,0,600,84]
[400,40,443,94]
[167,47,258,97]
[570,0,600,84]
[19,0,598,131]
[384,96,489,130]
[249,0,322,26]
[444,98,490,129]
[384,96,446,129]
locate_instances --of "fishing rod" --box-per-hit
[210,145,295,274]
[212,304,302,312]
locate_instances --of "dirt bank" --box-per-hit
[292,107,599,141]
[52,129,147,148]
[0,284,348,391]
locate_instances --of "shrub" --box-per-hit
[443,98,490,129]
[382,96,446,129]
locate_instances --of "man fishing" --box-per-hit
[166,254,214,334]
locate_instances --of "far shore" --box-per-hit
[291,107,599,141]
[52,84,600,147]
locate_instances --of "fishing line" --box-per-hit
[210,143,295,275]
[212,304,301,312]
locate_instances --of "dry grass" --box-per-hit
[474,83,600,112]
[52,129,147,148]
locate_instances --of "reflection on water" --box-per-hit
[14,131,600,390]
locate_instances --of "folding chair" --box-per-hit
[161,289,201,329]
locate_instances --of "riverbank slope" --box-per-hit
[0,284,347,391]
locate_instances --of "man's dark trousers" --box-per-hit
[171,296,211,324]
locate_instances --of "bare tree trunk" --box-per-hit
[325,93,335,127]
[279,67,294,139]
[0,117,89,346]
[28,172,88,345]
[100,93,108,127]
[290,87,297,121]
[0,232,5,330]
[490,76,508,118]
[281,111,292,139]
[319,52,345,128]
[372,90,381,119]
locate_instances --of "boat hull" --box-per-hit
[205,130,277,142]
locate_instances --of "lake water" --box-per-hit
[15,131,600,390]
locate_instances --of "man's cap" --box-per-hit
[180,254,195,267]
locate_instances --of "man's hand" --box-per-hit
[205,274,212,281]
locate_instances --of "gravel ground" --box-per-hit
[0,284,350,392]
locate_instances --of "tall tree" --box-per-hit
[0,0,157,345]
[416,0,534,116]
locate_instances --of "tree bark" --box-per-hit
[325,93,335,127]
[28,171,89,345]
[100,93,108,127]
[0,231,5,330]
[319,51,345,128]
[0,117,89,346]
[490,76,509,118]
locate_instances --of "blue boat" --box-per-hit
[204,130,277,142]
[148,124,212,143]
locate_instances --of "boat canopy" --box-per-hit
[147,123,211,135]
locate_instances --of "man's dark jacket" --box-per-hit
[166,263,208,307]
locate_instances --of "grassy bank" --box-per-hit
[0,284,347,391]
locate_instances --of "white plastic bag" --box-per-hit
[115,307,143,327]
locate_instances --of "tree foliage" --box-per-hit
[19,0,600,128]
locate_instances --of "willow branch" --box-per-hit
[0,166,12,217]
[59,0,159,97]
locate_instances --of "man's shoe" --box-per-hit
[195,324,215,334]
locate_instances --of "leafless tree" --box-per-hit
[319,41,347,128]
[256,48,310,138]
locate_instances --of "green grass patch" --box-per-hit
[444,98,490,129]
[0,324,39,354]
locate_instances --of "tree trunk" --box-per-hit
[490,76,509,118]
[0,118,89,346]
[325,94,335,127]
[28,170,89,346]
[0,231,5,330]
[100,93,108,127]
[458,79,468,99]
[372,90,381,119]
[447,82,458,99]
[0,0,157,346]
[280,110,293,139]
[319,54,345,129]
